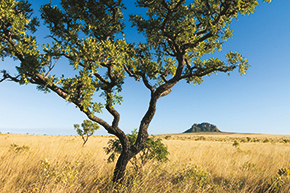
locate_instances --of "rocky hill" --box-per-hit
[184,123,221,133]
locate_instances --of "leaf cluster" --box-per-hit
[129,0,260,85]
[104,129,169,170]
[38,0,136,114]
[0,0,40,83]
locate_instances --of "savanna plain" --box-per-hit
[1,133,290,193]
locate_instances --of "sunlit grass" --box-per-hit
[1,133,290,192]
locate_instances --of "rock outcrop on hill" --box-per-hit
[184,123,221,133]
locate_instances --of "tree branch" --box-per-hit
[0,70,20,83]
[45,59,58,78]
[105,90,120,129]
[181,65,236,80]
[141,73,154,93]
[122,64,140,81]
[181,32,213,51]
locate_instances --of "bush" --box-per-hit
[267,168,290,192]
[263,138,270,143]
[104,129,169,171]
[233,140,240,147]
[164,135,172,140]
[40,158,80,187]
[172,165,217,191]
[195,136,206,141]
[10,143,30,153]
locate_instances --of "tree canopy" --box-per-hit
[0,0,271,182]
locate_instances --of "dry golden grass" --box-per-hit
[1,133,290,192]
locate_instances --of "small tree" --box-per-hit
[74,120,99,146]
[104,129,169,171]
[0,0,271,183]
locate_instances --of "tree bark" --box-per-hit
[112,147,135,183]
[112,122,153,182]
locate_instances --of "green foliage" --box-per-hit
[263,138,270,143]
[233,140,240,147]
[268,168,290,193]
[241,161,257,172]
[74,119,99,146]
[172,165,217,191]
[164,135,171,140]
[40,158,80,187]
[195,136,207,141]
[9,143,30,153]
[1,0,267,112]
[104,129,169,170]
[129,0,260,86]
[0,0,40,83]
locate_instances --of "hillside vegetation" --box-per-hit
[1,133,290,192]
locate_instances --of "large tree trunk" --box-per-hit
[112,148,135,183]
[112,87,174,183]
[112,127,148,182]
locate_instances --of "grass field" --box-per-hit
[1,133,290,192]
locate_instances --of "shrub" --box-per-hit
[267,168,290,192]
[240,139,246,143]
[263,138,270,143]
[164,135,172,140]
[172,165,217,191]
[40,158,80,187]
[195,136,206,141]
[104,129,169,171]
[233,140,240,147]
[241,161,257,172]
[9,143,30,153]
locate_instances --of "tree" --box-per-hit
[0,0,270,183]
[104,129,169,172]
[74,119,99,146]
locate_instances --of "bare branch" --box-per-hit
[141,73,154,93]
[0,70,20,83]
[45,59,58,78]
[44,35,62,44]
[161,74,168,83]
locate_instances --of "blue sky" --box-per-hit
[0,0,289,136]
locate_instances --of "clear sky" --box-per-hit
[0,0,289,136]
